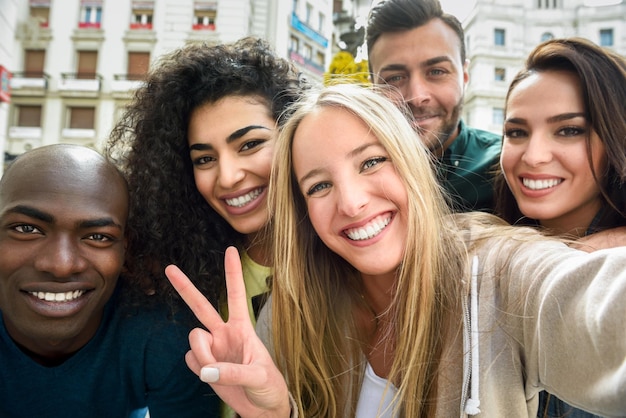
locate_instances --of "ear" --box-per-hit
[462,59,470,86]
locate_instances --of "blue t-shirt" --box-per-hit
[0,290,219,418]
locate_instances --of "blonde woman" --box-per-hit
[166,84,626,418]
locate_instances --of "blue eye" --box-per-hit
[384,74,406,86]
[362,157,387,171]
[306,182,331,196]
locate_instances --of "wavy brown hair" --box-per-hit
[495,37,626,233]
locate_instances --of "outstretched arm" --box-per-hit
[573,226,626,252]
[165,246,291,418]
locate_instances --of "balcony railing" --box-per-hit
[58,73,102,97]
[192,23,215,31]
[78,21,101,29]
[130,22,152,30]
[9,126,43,140]
[289,50,325,76]
[9,72,49,96]
[112,73,145,97]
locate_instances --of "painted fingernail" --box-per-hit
[200,367,220,383]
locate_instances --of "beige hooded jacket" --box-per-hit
[257,224,626,417]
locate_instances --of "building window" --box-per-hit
[318,12,325,33]
[305,3,313,25]
[293,0,299,13]
[495,67,506,81]
[303,44,313,60]
[68,107,95,129]
[77,50,98,79]
[537,0,557,8]
[131,0,154,29]
[333,0,342,13]
[24,49,46,77]
[193,1,217,30]
[494,28,505,46]
[315,51,325,67]
[600,29,614,47]
[290,35,300,53]
[79,1,103,28]
[492,108,504,126]
[541,32,554,42]
[17,105,42,127]
[29,0,50,27]
[127,52,150,80]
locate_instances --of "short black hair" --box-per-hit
[366,0,466,63]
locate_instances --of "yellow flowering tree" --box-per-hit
[323,50,370,86]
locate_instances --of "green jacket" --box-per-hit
[439,120,501,212]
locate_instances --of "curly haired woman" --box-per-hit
[107,37,305,326]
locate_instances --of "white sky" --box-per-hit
[439,0,477,21]
[439,0,623,21]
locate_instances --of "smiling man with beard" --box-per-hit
[367,0,501,212]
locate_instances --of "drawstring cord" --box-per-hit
[464,256,481,415]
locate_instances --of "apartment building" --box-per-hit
[462,0,626,133]
[2,0,333,165]
[0,0,20,175]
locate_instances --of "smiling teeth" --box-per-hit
[225,188,263,208]
[345,215,391,241]
[522,178,562,190]
[30,290,85,302]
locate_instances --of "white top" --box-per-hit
[355,363,399,418]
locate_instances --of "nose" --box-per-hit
[34,235,89,279]
[521,133,553,167]
[217,157,246,189]
[336,178,369,218]
[404,75,432,108]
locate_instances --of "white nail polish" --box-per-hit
[200,367,220,383]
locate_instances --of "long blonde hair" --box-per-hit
[269,84,467,417]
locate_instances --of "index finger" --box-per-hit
[165,264,223,329]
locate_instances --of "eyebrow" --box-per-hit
[5,205,54,223]
[3,205,123,231]
[297,142,379,186]
[189,125,272,151]
[79,218,124,231]
[505,112,586,125]
[379,56,453,74]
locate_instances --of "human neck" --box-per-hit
[244,232,270,266]
[432,126,460,158]
[539,204,604,238]
[360,272,396,317]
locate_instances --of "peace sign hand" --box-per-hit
[165,246,291,418]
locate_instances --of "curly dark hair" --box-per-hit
[106,37,305,312]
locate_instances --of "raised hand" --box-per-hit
[165,246,291,418]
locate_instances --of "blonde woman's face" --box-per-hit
[501,70,606,234]
[188,96,276,236]
[292,107,409,279]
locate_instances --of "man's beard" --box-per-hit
[410,98,464,154]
